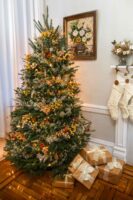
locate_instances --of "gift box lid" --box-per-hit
[72,159,99,189]
[68,154,84,173]
[98,157,125,174]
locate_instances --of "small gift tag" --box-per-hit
[68,154,84,173]
[98,157,125,184]
[80,144,112,166]
[72,160,99,190]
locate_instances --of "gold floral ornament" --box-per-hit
[40,143,49,154]
[56,50,74,62]
[21,114,37,129]
[22,89,30,96]
[46,121,79,144]
[39,104,51,115]
[40,29,54,38]
[112,40,133,65]
[24,54,31,69]
[68,81,80,91]
[9,132,26,141]
[38,100,62,115]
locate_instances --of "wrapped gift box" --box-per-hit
[98,157,125,184]
[68,154,84,173]
[52,173,74,189]
[72,160,99,190]
[80,144,112,166]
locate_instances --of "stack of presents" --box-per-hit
[52,144,125,190]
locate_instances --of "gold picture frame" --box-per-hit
[63,11,97,60]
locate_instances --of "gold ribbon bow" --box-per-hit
[87,145,107,162]
[105,157,122,171]
[79,163,94,182]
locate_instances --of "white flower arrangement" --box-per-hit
[112,40,133,57]
[69,20,92,45]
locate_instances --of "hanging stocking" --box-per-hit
[119,83,133,119]
[128,97,133,121]
[107,83,124,120]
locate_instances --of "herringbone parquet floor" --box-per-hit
[0,159,133,200]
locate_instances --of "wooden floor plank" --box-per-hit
[116,177,128,192]
[113,191,133,200]
[0,160,133,200]
[125,180,133,196]
[124,165,133,173]
[94,184,105,200]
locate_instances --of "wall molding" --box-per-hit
[89,137,114,153]
[90,137,114,147]
[113,146,127,161]
[81,103,109,115]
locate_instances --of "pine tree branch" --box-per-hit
[28,39,36,50]
[34,20,43,32]
[54,26,59,36]
[50,19,53,29]
[38,21,45,32]
[43,14,49,30]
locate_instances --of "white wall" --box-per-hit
[47,0,133,104]
[46,0,133,164]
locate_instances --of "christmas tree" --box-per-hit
[5,8,90,175]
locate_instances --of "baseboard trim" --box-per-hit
[113,146,127,161]
[89,137,114,153]
[90,137,114,147]
[81,103,109,115]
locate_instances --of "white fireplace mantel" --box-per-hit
[111,65,133,69]
[111,65,130,161]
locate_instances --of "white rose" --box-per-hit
[79,29,85,36]
[126,50,130,54]
[123,51,127,55]
[117,48,122,53]
[86,32,92,39]
[82,37,87,43]
[72,30,78,37]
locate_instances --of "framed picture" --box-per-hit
[63,11,97,60]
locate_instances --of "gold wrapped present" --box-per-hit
[98,157,125,184]
[68,154,84,173]
[72,160,99,190]
[80,144,112,166]
[52,173,74,189]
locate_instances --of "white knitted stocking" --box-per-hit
[119,83,133,119]
[128,97,133,121]
[108,84,124,120]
